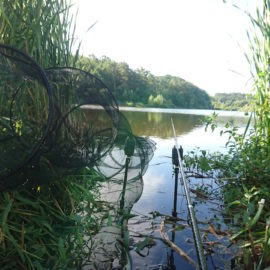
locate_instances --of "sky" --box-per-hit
[73,0,258,96]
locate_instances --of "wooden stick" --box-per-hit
[160,218,197,268]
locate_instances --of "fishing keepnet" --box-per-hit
[0,45,156,268]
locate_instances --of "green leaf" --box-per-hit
[174,224,186,231]
[135,237,155,251]
[122,213,137,221]
[234,213,240,225]
[107,214,112,226]
[247,202,255,215]
[58,237,66,259]
[228,200,241,208]
[243,185,248,194]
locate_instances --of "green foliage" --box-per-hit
[148,94,154,105]
[0,0,81,125]
[228,186,262,236]
[135,236,155,252]
[205,112,218,132]
[221,2,270,264]
[185,139,270,267]
[212,93,252,112]
[0,1,109,269]
[78,55,213,109]
[0,169,105,269]
[185,103,270,267]
[0,0,80,68]
[148,94,164,106]
[245,2,270,144]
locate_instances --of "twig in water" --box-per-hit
[160,218,197,268]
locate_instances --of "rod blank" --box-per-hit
[171,118,208,270]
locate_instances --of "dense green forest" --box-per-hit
[79,55,252,111]
[211,92,252,111]
[79,55,212,109]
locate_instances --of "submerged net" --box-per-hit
[89,115,156,269]
[95,114,155,213]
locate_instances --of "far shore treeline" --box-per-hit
[79,55,250,111]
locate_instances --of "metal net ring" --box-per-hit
[18,67,121,187]
[0,44,53,188]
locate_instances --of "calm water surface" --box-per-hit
[121,108,248,270]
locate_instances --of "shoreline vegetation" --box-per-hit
[185,1,270,268]
[79,55,251,112]
[0,1,155,269]
[0,1,107,269]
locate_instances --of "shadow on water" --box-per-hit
[82,108,249,139]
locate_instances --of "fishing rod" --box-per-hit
[171,118,208,270]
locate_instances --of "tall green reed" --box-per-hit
[0,1,107,269]
[184,2,270,267]
[0,0,80,122]
[245,0,270,143]
[0,169,105,269]
[0,0,80,68]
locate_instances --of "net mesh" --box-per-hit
[0,45,53,188]
[0,45,123,190]
[90,114,155,268]
[0,45,156,268]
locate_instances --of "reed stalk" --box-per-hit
[0,1,107,269]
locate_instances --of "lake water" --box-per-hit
[120,108,248,270]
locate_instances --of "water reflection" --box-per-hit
[83,108,248,269]
[122,111,204,138]
[122,109,248,269]
[81,108,249,140]
[122,110,249,139]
